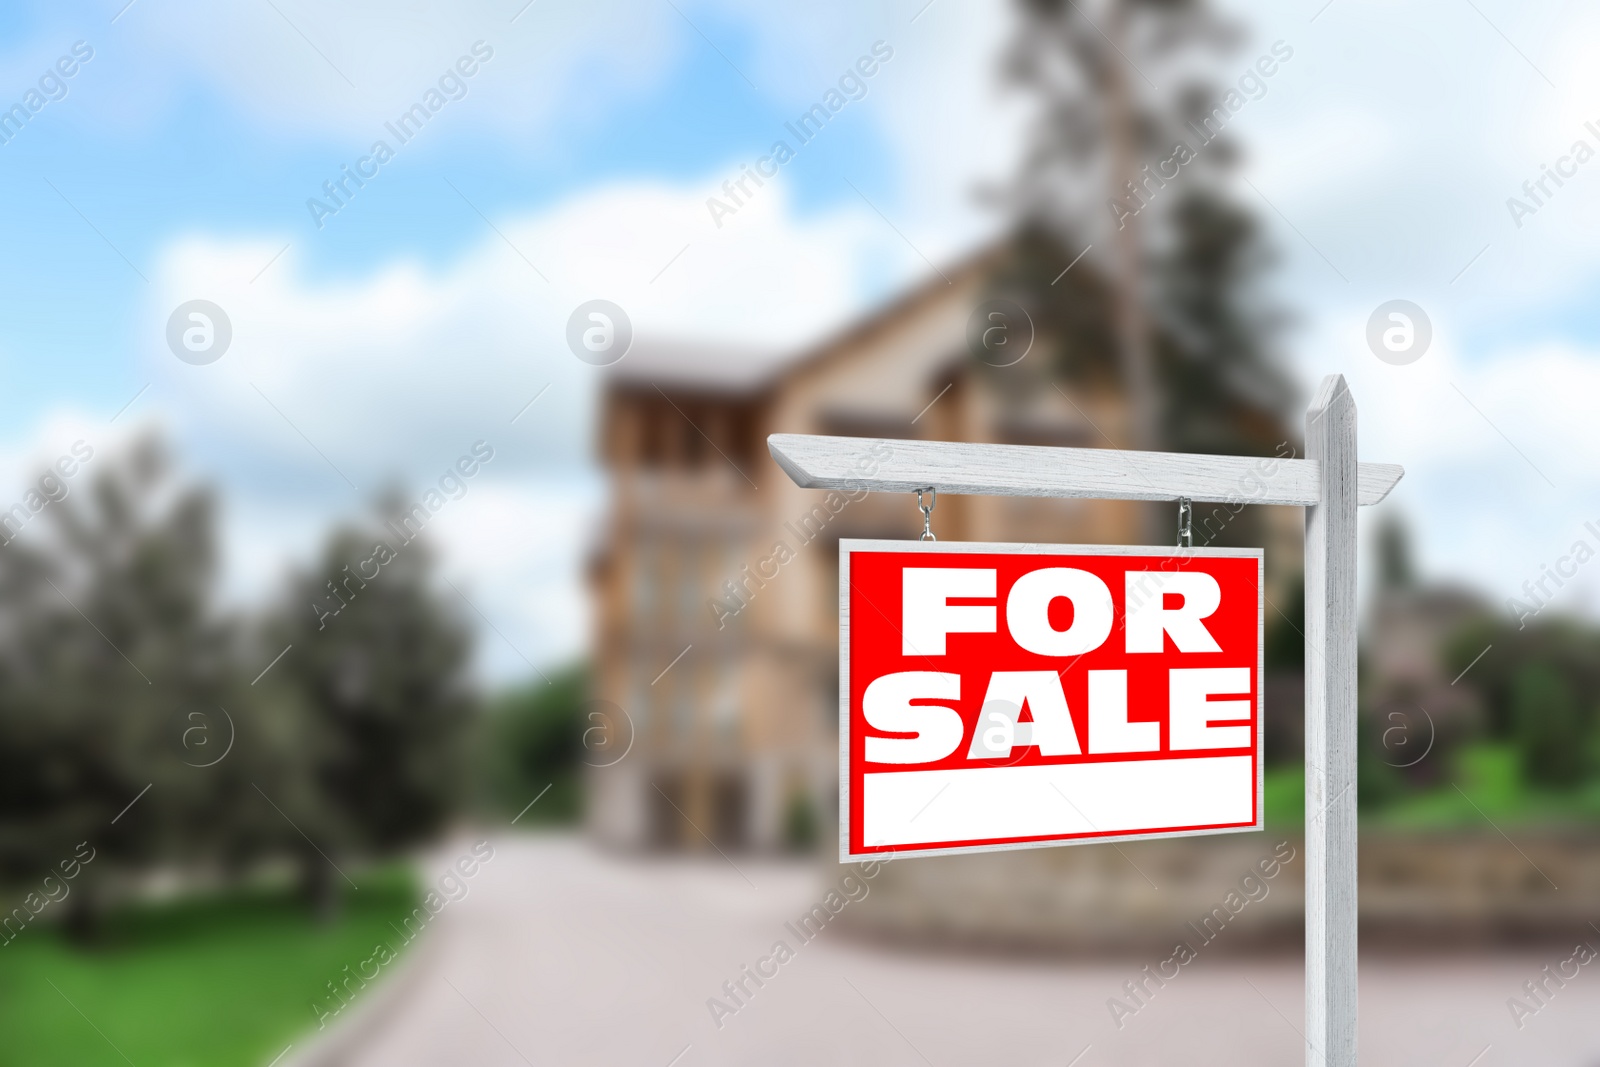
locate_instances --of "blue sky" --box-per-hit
[2,0,1599,679]
[0,0,982,680]
[0,0,906,421]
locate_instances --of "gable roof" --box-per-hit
[605,337,788,395]
[604,240,1004,399]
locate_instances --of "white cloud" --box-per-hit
[128,174,919,679]
[24,0,675,145]
[0,410,127,540]
[1308,319,1600,620]
[144,174,913,480]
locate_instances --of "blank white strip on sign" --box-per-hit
[863,756,1254,847]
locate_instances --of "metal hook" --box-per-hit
[1177,497,1193,549]
[915,487,937,542]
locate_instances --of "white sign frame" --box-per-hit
[837,539,1265,862]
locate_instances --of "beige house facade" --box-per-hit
[586,246,1300,851]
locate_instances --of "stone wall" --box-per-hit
[835,831,1600,954]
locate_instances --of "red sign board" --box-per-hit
[840,540,1263,860]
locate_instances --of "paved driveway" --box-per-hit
[326,834,1600,1067]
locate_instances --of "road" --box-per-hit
[325,833,1600,1067]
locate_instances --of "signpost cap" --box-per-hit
[1307,373,1356,418]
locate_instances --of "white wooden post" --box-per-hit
[768,370,1390,1064]
[1303,373,1358,1067]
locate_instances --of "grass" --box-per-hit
[1263,742,1600,831]
[1377,744,1600,829]
[0,867,419,1067]
[1263,764,1306,828]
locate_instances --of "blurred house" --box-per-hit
[586,244,1301,851]
[1365,584,1488,719]
[1361,519,1491,750]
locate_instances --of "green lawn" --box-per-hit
[1263,764,1307,827]
[0,868,419,1067]
[1264,742,1600,830]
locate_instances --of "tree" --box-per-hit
[259,494,475,914]
[0,440,483,932]
[0,436,234,934]
[1374,514,1417,592]
[1510,662,1586,788]
[1443,612,1600,798]
[482,663,585,824]
[999,0,1295,481]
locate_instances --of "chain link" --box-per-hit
[915,487,937,542]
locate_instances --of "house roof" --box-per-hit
[605,241,1003,399]
[605,337,791,395]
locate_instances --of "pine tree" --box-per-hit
[1000,0,1295,468]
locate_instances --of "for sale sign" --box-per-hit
[840,541,1263,861]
